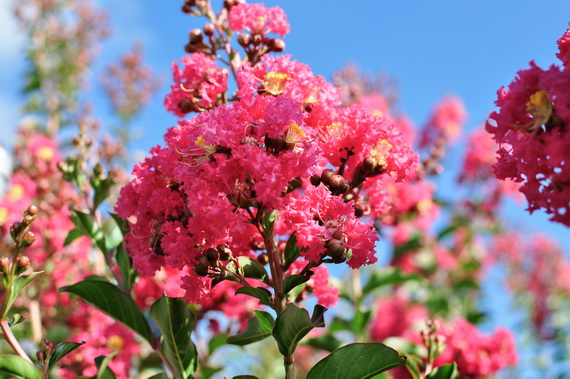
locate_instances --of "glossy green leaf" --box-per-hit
[115,243,137,290]
[150,297,198,378]
[2,271,43,317]
[105,223,123,252]
[229,257,269,282]
[64,228,83,246]
[110,213,130,236]
[227,310,274,346]
[94,354,117,379]
[0,355,42,379]
[70,209,106,254]
[92,175,115,211]
[351,308,372,335]
[235,287,273,306]
[60,280,153,344]
[47,341,86,373]
[284,233,301,265]
[306,343,407,379]
[362,268,421,295]
[208,333,228,354]
[304,334,343,352]
[282,275,310,295]
[261,210,278,234]
[273,304,326,357]
[232,376,259,379]
[426,363,458,379]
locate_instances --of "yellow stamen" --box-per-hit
[107,335,124,352]
[370,139,392,167]
[37,147,54,160]
[263,72,290,96]
[7,184,24,203]
[525,90,552,132]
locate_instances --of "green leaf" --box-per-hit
[426,363,458,379]
[306,343,407,379]
[150,297,198,378]
[64,228,83,246]
[232,376,259,379]
[229,257,269,282]
[147,374,168,379]
[70,209,106,254]
[304,334,343,352]
[0,356,42,379]
[201,366,223,379]
[282,275,310,295]
[116,244,137,290]
[110,213,130,236]
[94,354,117,379]
[208,333,228,354]
[284,233,301,265]
[227,310,274,346]
[60,280,153,344]
[272,304,326,357]
[2,271,43,317]
[261,210,278,235]
[362,268,421,295]
[351,308,372,335]
[92,175,115,211]
[47,341,86,373]
[393,236,422,259]
[235,287,273,306]
[105,224,123,252]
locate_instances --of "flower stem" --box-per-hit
[0,318,33,365]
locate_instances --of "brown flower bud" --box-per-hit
[328,174,348,195]
[252,34,263,46]
[320,169,335,185]
[10,222,23,240]
[0,257,10,273]
[184,42,199,54]
[193,263,209,277]
[36,350,46,362]
[354,205,365,218]
[22,231,36,248]
[181,3,194,13]
[217,244,232,261]
[26,205,39,216]
[310,174,321,187]
[189,29,203,44]
[238,33,251,47]
[204,23,215,37]
[178,98,195,114]
[326,239,346,263]
[205,248,220,263]
[267,38,285,52]
[22,214,34,226]
[16,256,31,270]
[41,339,56,356]
[257,253,269,265]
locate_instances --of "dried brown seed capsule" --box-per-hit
[328,174,348,195]
[310,174,321,186]
[320,169,335,185]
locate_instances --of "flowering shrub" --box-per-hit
[0,1,568,379]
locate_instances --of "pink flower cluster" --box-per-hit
[117,54,418,304]
[434,318,518,377]
[164,52,228,117]
[420,96,467,147]
[228,3,290,38]
[486,28,570,226]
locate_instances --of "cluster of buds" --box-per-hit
[421,319,446,365]
[181,0,209,15]
[193,244,232,277]
[312,169,349,196]
[238,32,285,64]
[2,205,37,276]
[184,28,213,55]
[36,338,56,366]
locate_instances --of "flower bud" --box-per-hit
[354,205,365,218]
[0,257,10,273]
[41,339,56,356]
[189,29,203,44]
[326,239,346,263]
[193,263,209,277]
[238,33,251,47]
[26,205,39,217]
[257,253,269,265]
[184,42,199,54]
[204,23,215,37]
[310,174,321,186]
[320,169,335,185]
[328,174,348,195]
[93,163,104,178]
[16,256,31,270]
[36,350,46,362]
[267,38,285,52]
[205,248,220,263]
[217,244,232,261]
[178,98,195,114]
[10,222,23,240]
[22,231,36,248]
[252,34,263,46]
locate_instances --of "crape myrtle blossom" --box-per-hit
[228,2,290,38]
[164,53,229,117]
[486,28,570,227]
[117,52,418,304]
[420,95,467,147]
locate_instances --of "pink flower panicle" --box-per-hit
[557,28,570,68]
[421,95,467,147]
[229,3,290,38]
[164,53,228,117]
[486,55,570,226]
